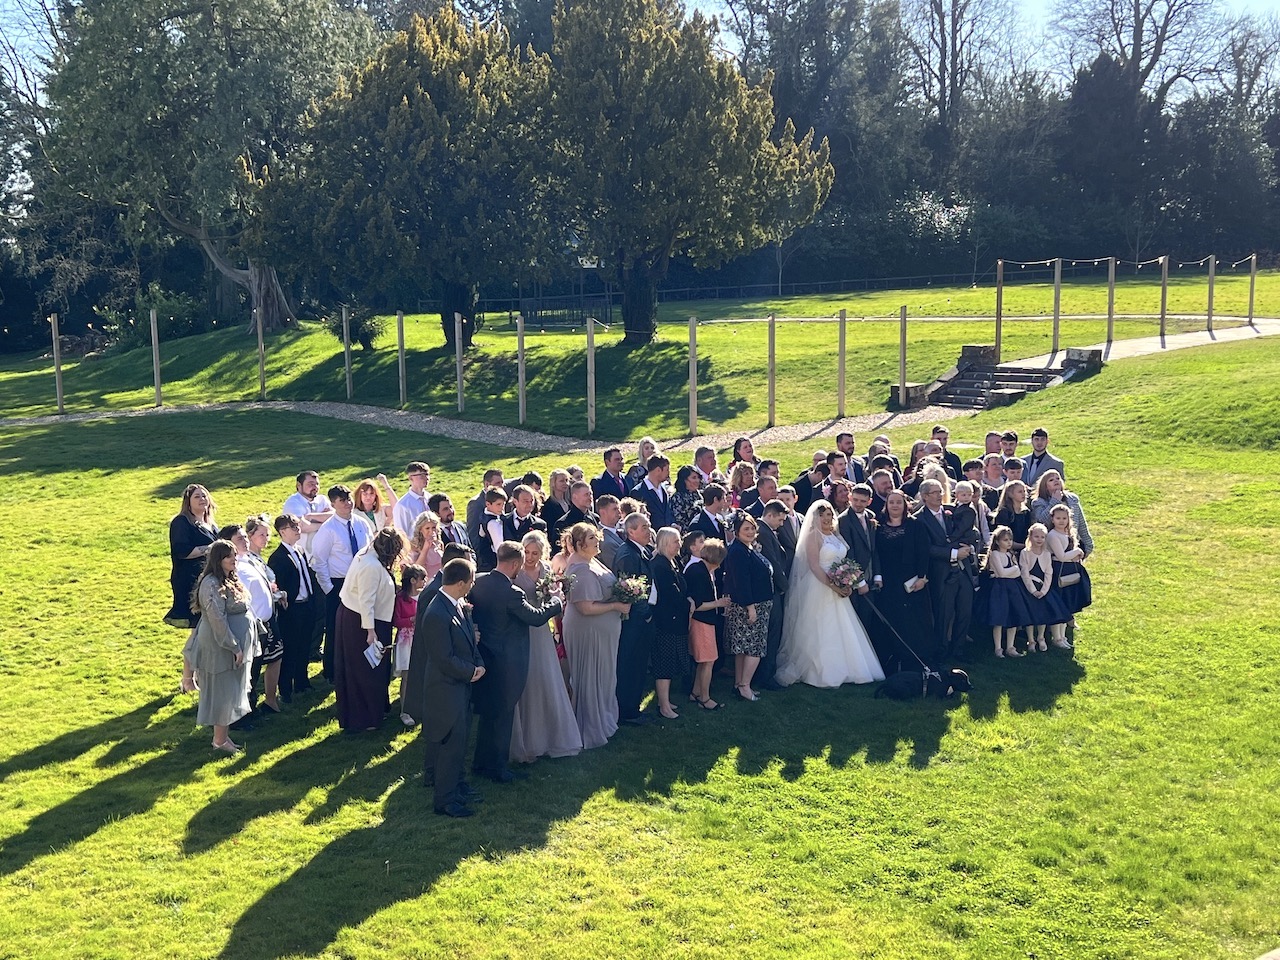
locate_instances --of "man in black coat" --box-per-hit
[755,501,792,690]
[611,513,657,725]
[839,483,897,670]
[744,476,779,519]
[501,484,547,543]
[267,514,321,701]
[468,542,563,782]
[913,478,975,663]
[634,455,674,531]
[591,447,631,500]
[689,484,729,542]
[559,481,600,534]
[407,558,485,818]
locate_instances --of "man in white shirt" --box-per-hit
[311,485,374,681]
[392,461,432,538]
[693,446,726,486]
[282,470,333,554]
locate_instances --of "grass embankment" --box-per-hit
[1,339,1278,958]
[0,271,1273,437]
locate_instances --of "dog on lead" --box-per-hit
[875,668,972,701]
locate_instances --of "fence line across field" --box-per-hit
[44,252,1267,433]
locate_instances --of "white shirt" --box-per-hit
[312,512,374,593]
[283,491,332,554]
[237,554,275,621]
[483,512,505,552]
[393,488,429,538]
[283,543,312,601]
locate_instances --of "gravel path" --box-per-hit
[0,399,975,455]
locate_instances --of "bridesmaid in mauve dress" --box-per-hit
[561,523,629,749]
[510,532,584,763]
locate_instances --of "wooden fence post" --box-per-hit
[516,312,527,425]
[898,305,907,406]
[586,316,597,434]
[1052,257,1062,354]
[1160,256,1169,338]
[837,308,847,418]
[150,308,162,407]
[453,313,464,413]
[342,306,353,400]
[1249,253,1258,325]
[688,316,698,437]
[1206,255,1216,334]
[50,312,64,415]
[395,310,406,406]
[1107,256,1116,343]
[255,308,266,401]
[994,260,1004,363]
[767,312,776,427]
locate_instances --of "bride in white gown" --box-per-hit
[776,499,885,688]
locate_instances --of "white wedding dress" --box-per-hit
[776,510,885,688]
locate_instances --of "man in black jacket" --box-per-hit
[913,478,975,662]
[611,513,657,725]
[468,542,563,783]
[267,513,321,701]
[755,501,791,690]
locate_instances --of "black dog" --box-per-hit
[874,668,972,701]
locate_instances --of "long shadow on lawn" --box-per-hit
[210,657,1082,959]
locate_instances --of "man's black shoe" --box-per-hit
[434,802,474,818]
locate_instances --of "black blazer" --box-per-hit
[689,509,727,543]
[502,511,547,543]
[837,508,878,583]
[685,560,720,625]
[468,570,562,717]
[560,504,600,533]
[636,480,675,530]
[792,471,816,517]
[405,592,482,736]
[738,486,761,510]
[267,543,316,604]
[754,522,790,593]
[612,539,654,617]
[942,449,963,480]
[913,505,964,584]
[723,540,774,606]
[591,470,630,501]
[648,555,689,634]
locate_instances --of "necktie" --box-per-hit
[347,520,358,554]
[291,548,311,600]
[859,512,867,533]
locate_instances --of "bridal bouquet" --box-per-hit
[827,557,865,593]
[535,572,576,604]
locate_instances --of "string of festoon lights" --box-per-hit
[1000,253,1258,271]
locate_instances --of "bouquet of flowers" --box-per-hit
[611,575,650,619]
[535,572,576,604]
[827,557,865,593]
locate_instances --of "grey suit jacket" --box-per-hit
[1022,451,1066,488]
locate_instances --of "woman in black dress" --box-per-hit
[873,490,933,673]
[648,526,690,720]
[169,484,220,692]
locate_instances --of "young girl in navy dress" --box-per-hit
[982,525,1031,658]
[393,563,427,725]
[1046,504,1092,650]
[1019,523,1068,652]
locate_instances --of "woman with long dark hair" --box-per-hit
[334,527,406,731]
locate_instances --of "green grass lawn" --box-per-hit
[1,339,1278,958]
[2,268,1271,438]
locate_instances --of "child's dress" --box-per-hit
[393,594,418,673]
[982,551,1032,627]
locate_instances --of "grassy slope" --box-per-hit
[1,339,1279,958]
[0,270,1271,437]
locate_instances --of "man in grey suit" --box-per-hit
[468,542,563,783]
[596,495,625,568]
[408,558,485,818]
[1022,427,1066,489]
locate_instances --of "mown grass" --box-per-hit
[0,270,1272,437]
[1,339,1279,958]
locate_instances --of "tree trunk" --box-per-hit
[244,261,296,334]
[439,279,476,349]
[620,259,657,344]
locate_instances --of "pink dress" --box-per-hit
[392,594,417,673]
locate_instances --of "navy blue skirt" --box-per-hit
[982,577,1033,628]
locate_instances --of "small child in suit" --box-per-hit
[952,481,983,588]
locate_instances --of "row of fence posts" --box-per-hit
[992,253,1258,362]
[42,253,1261,428]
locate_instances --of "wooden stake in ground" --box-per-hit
[1052,257,1062,354]
[586,316,597,435]
[397,310,407,407]
[1107,257,1116,343]
[1249,253,1258,325]
[1207,255,1216,334]
[342,306,353,401]
[150,308,162,407]
[767,313,776,427]
[517,313,527,425]
[898,305,907,405]
[1160,256,1169,338]
[50,312,64,415]
[994,260,1004,363]
[837,308,847,418]
[688,316,698,437]
[256,308,266,401]
[453,313,464,413]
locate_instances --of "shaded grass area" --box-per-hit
[1,269,1274,437]
[2,340,1280,958]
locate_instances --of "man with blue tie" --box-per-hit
[311,485,374,682]
[592,447,631,500]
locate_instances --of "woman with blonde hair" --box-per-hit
[625,437,658,490]
[408,510,444,578]
[1046,504,1092,649]
[728,461,756,509]
[187,540,254,753]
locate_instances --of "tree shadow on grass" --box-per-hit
[212,659,1081,960]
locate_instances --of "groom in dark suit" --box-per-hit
[408,558,484,818]
[839,483,895,670]
[913,478,975,663]
[468,541,563,783]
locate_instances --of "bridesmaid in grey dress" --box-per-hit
[510,532,584,763]
[187,540,254,753]
[561,522,629,749]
